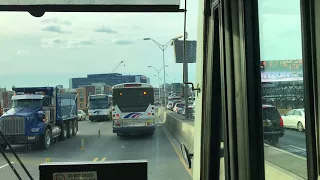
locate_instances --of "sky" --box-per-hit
[0,0,302,90]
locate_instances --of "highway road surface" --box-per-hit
[275,128,306,158]
[0,118,192,180]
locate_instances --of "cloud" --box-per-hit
[93,26,117,33]
[132,25,141,30]
[67,39,96,48]
[41,37,96,48]
[42,25,72,34]
[41,18,72,26]
[41,37,65,47]
[112,39,134,45]
[16,50,30,57]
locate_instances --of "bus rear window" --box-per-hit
[113,88,154,112]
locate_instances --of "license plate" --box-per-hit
[28,136,35,140]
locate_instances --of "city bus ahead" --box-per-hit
[88,94,111,121]
[112,83,155,136]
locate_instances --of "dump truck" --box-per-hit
[0,86,78,150]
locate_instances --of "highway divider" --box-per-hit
[157,107,194,154]
[158,107,307,179]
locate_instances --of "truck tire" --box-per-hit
[72,120,77,136]
[67,120,73,138]
[40,128,52,149]
[59,123,67,141]
[0,144,7,151]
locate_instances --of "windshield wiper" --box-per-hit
[0,129,34,180]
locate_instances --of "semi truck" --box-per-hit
[0,86,78,150]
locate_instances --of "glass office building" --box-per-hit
[69,73,150,89]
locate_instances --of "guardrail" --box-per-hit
[158,107,307,179]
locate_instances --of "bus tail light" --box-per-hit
[148,113,151,116]
[116,114,120,117]
[115,121,121,126]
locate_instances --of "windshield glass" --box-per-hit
[176,103,184,108]
[0,3,197,180]
[89,99,108,109]
[12,99,42,108]
[113,88,154,112]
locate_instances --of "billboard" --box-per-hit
[172,40,197,63]
[261,60,303,82]
[0,0,180,5]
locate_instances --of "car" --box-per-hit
[166,102,173,110]
[262,105,285,146]
[78,110,87,121]
[173,103,185,114]
[281,108,305,132]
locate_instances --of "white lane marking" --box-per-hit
[288,145,306,151]
[99,122,105,125]
[0,162,14,169]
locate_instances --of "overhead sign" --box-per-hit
[172,40,197,63]
[0,0,180,5]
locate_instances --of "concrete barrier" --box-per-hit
[158,107,194,154]
[158,107,307,179]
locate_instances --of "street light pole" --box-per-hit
[148,65,168,106]
[162,49,167,106]
[153,74,161,105]
[144,36,183,106]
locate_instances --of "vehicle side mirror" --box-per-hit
[38,111,44,119]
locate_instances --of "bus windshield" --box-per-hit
[113,88,154,112]
[89,98,109,109]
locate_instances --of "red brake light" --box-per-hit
[116,114,119,117]
[148,113,151,116]
[42,118,46,122]
[279,117,283,127]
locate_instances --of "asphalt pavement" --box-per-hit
[271,128,306,157]
[0,118,192,180]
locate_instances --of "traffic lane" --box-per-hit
[271,128,306,157]
[0,120,112,180]
[72,121,192,180]
[0,119,191,180]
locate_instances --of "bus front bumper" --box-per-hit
[113,126,155,134]
[89,115,109,121]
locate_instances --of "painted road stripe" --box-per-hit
[93,158,99,162]
[99,122,105,125]
[288,145,306,151]
[163,127,192,178]
[0,162,14,169]
[101,157,107,161]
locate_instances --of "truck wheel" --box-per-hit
[67,120,73,138]
[0,144,7,151]
[59,123,67,141]
[40,128,52,149]
[72,120,77,136]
